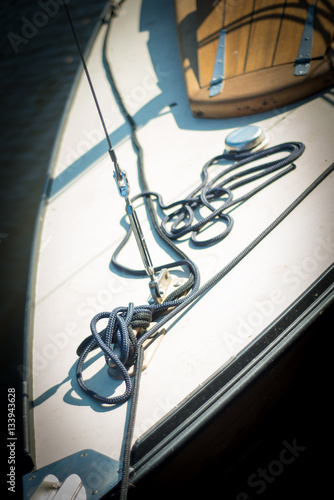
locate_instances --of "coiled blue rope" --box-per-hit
[154,142,304,246]
[76,259,200,405]
[110,142,305,268]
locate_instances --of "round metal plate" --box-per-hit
[225,125,267,152]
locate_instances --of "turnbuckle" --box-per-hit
[110,148,161,303]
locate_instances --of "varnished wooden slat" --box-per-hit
[273,0,329,66]
[196,0,224,87]
[313,0,334,57]
[245,0,284,72]
[224,0,254,78]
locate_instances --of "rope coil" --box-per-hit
[76,259,200,405]
[76,304,153,405]
[111,142,305,272]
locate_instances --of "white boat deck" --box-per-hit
[27,0,334,476]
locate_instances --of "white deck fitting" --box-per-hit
[29,0,334,471]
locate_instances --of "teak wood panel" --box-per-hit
[175,0,334,118]
[273,0,333,66]
[244,0,284,73]
[196,0,224,87]
[224,0,255,78]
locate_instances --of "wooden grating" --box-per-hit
[174,0,334,118]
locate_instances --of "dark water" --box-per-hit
[1,1,108,372]
[0,1,332,497]
[0,0,107,489]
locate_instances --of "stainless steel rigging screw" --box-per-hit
[109,149,160,303]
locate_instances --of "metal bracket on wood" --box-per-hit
[294,4,315,76]
[209,29,226,97]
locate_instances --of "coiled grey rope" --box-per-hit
[76,259,200,405]
[160,142,304,246]
[110,142,304,269]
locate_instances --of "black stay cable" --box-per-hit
[62,0,113,151]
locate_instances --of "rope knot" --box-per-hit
[76,303,154,405]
